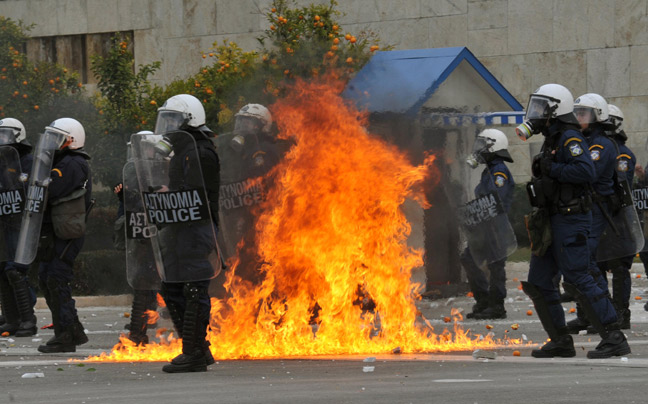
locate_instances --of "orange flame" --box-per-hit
[88,74,520,363]
[145,310,159,325]
[156,293,166,308]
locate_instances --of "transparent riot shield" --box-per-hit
[457,133,517,267]
[458,190,518,267]
[123,160,161,290]
[131,131,220,283]
[215,132,277,263]
[0,146,25,262]
[596,183,644,261]
[14,131,65,265]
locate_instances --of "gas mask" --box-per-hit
[515,120,541,141]
[466,136,493,169]
[153,136,173,157]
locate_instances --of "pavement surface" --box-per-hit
[2,262,648,404]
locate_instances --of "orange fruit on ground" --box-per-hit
[569,307,576,313]
[512,351,521,356]
[526,310,533,316]
[485,324,493,330]
[511,323,519,330]
[123,312,130,318]
[635,296,642,300]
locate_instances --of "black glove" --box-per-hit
[540,156,553,177]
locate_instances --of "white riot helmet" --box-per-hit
[607,104,624,128]
[46,118,85,149]
[517,84,576,141]
[0,117,27,145]
[235,104,272,134]
[467,129,513,168]
[155,94,206,134]
[574,93,609,124]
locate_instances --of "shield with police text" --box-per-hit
[0,146,25,262]
[596,194,644,261]
[123,160,162,290]
[457,190,517,267]
[131,131,220,283]
[14,130,66,265]
[215,131,282,267]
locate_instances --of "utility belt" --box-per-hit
[548,194,592,216]
[592,192,621,214]
[527,177,591,215]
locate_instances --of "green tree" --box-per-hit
[0,16,88,143]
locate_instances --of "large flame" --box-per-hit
[89,75,517,363]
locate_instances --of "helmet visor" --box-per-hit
[234,116,262,135]
[526,96,554,120]
[472,136,494,154]
[154,110,187,135]
[573,106,596,124]
[0,127,18,145]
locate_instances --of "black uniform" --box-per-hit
[160,127,220,373]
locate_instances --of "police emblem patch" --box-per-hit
[494,175,505,187]
[590,150,600,161]
[569,142,583,157]
[618,160,628,172]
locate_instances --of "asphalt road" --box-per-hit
[2,262,648,404]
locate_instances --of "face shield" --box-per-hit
[573,106,596,125]
[234,116,262,136]
[466,136,494,168]
[154,110,188,135]
[525,96,554,120]
[0,127,18,145]
[41,129,69,150]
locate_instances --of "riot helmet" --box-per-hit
[234,104,272,135]
[467,129,513,168]
[574,93,608,129]
[0,117,27,146]
[45,117,85,149]
[154,94,206,135]
[516,84,575,141]
[231,104,273,152]
[607,104,627,142]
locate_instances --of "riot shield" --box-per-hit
[123,160,162,290]
[0,146,25,262]
[131,131,220,283]
[458,190,518,267]
[457,133,517,267]
[215,132,279,264]
[14,131,66,265]
[596,182,644,261]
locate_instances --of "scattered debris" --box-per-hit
[21,373,45,378]
[362,366,375,372]
[472,349,497,360]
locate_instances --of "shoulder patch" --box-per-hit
[590,149,600,161]
[563,137,582,147]
[617,159,629,172]
[568,142,583,157]
[494,173,506,187]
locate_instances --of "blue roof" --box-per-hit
[343,47,523,115]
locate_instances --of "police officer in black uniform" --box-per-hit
[36,118,92,353]
[0,118,35,337]
[597,104,636,329]
[149,94,220,373]
[517,84,630,359]
[462,129,515,320]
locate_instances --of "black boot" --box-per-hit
[126,290,150,345]
[566,306,589,334]
[38,327,76,353]
[6,270,37,337]
[0,273,19,335]
[532,328,576,358]
[586,327,631,359]
[465,292,488,319]
[473,296,506,320]
[73,316,88,346]
[162,284,208,373]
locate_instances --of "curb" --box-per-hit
[34,294,133,309]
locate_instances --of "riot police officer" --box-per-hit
[566,94,618,334]
[0,118,35,337]
[596,104,636,329]
[462,129,515,320]
[517,84,630,359]
[139,94,220,373]
[25,118,92,353]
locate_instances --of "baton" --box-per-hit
[59,198,96,260]
[594,199,620,237]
